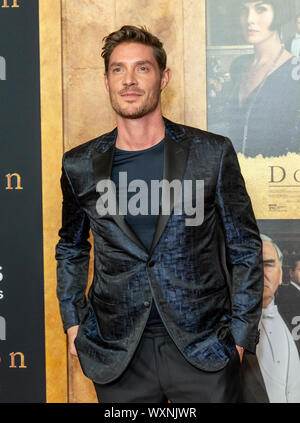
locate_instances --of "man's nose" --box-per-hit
[123,69,137,86]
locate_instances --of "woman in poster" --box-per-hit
[225,0,300,157]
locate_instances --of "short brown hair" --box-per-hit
[101,25,167,74]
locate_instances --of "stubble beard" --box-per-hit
[109,84,162,120]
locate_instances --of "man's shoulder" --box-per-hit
[277,283,300,304]
[164,117,230,149]
[62,119,232,165]
[287,283,300,296]
[62,127,117,165]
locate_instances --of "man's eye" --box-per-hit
[112,67,122,73]
[139,66,148,71]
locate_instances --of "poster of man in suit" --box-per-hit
[240,220,300,403]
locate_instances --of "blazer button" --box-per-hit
[144,301,150,308]
[148,260,155,267]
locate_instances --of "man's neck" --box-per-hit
[115,109,165,151]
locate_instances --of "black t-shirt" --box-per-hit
[111,138,165,326]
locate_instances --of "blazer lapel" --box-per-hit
[92,130,148,253]
[149,130,191,256]
[92,120,191,256]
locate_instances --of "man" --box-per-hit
[277,254,300,356]
[56,25,263,403]
[286,14,300,57]
[243,235,300,403]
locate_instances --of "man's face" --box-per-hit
[262,240,282,308]
[290,260,300,286]
[104,42,170,120]
[296,17,300,34]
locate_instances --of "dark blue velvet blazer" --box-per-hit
[56,117,263,384]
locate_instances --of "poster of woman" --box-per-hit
[207,0,300,157]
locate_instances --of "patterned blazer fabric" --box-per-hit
[56,118,263,384]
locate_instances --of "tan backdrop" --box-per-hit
[41,0,207,403]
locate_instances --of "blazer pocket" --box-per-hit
[91,291,118,306]
[198,284,228,301]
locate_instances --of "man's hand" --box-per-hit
[236,345,244,363]
[67,325,79,358]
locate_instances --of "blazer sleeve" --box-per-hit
[55,155,91,332]
[215,137,263,353]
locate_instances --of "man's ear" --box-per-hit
[160,67,171,91]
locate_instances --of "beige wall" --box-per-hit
[42,0,206,403]
[39,0,67,403]
[61,0,206,152]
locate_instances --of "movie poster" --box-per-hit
[206,0,300,403]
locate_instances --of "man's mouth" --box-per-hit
[121,93,141,97]
[120,89,144,97]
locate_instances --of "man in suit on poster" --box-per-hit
[56,25,263,403]
[242,235,300,403]
[277,254,300,356]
